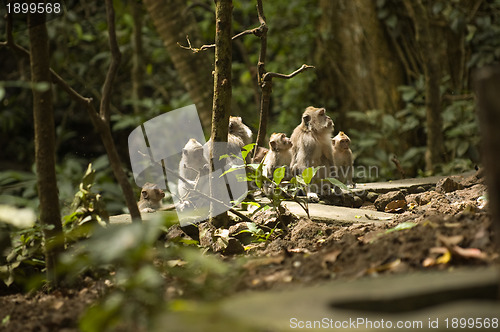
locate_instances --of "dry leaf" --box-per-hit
[385,200,407,213]
[451,246,487,260]
[321,249,342,269]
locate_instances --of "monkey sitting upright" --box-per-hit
[290,106,335,178]
[332,131,355,187]
[263,133,293,179]
[203,116,253,165]
[138,182,165,213]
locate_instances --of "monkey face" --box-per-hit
[228,116,242,134]
[141,185,165,200]
[333,132,351,150]
[269,133,293,151]
[304,106,334,134]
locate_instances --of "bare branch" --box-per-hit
[262,64,315,82]
[177,25,265,53]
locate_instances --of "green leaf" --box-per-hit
[302,167,319,184]
[241,143,256,161]
[385,222,417,234]
[255,163,264,189]
[273,166,286,185]
[325,177,349,191]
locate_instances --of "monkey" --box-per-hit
[290,106,335,179]
[138,182,165,213]
[203,116,253,165]
[229,116,253,147]
[252,146,269,163]
[332,131,355,187]
[263,133,293,179]
[178,138,209,200]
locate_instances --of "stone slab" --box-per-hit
[283,202,394,224]
[219,266,500,331]
[352,170,476,194]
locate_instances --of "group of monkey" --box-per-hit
[138,106,354,213]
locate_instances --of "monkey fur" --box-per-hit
[138,182,165,213]
[263,133,293,179]
[203,116,253,165]
[332,131,354,186]
[290,106,335,178]
[178,138,209,199]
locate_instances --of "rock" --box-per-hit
[217,237,245,255]
[436,177,464,193]
[374,191,405,211]
[366,191,379,203]
[414,186,426,194]
[353,196,364,208]
[406,191,445,206]
[198,221,216,248]
[229,222,253,244]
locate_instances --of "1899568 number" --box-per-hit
[6,2,62,14]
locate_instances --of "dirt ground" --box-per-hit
[1,170,498,331]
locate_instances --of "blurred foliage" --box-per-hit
[349,75,479,180]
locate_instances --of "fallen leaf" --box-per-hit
[451,246,488,260]
[53,300,64,310]
[436,250,452,264]
[243,254,285,270]
[321,249,342,269]
[437,234,464,246]
[366,258,401,274]
[422,257,435,267]
[385,200,407,213]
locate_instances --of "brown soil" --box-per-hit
[1,170,498,331]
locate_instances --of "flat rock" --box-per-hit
[219,267,499,332]
[283,202,394,224]
[352,171,475,194]
[154,267,500,332]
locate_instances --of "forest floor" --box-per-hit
[0,169,498,331]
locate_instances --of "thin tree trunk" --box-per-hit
[28,12,63,286]
[143,0,214,131]
[209,0,233,228]
[474,66,500,298]
[403,0,445,173]
[131,0,144,114]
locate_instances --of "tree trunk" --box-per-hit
[28,12,63,286]
[131,0,144,114]
[474,66,500,298]
[143,0,214,132]
[403,0,445,173]
[316,0,404,128]
[209,0,233,228]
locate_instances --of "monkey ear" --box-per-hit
[303,114,311,124]
[270,140,277,151]
[141,190,149,199]
[182,148,188,156]
[332,139,336,146]
[318,108,326,115]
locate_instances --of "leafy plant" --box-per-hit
[62,163,108,240]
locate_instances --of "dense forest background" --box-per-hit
[1,0,499,215]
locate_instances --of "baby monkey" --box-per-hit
[332,131,354,187]
[138,182,165,213]
[263,133,293,179]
